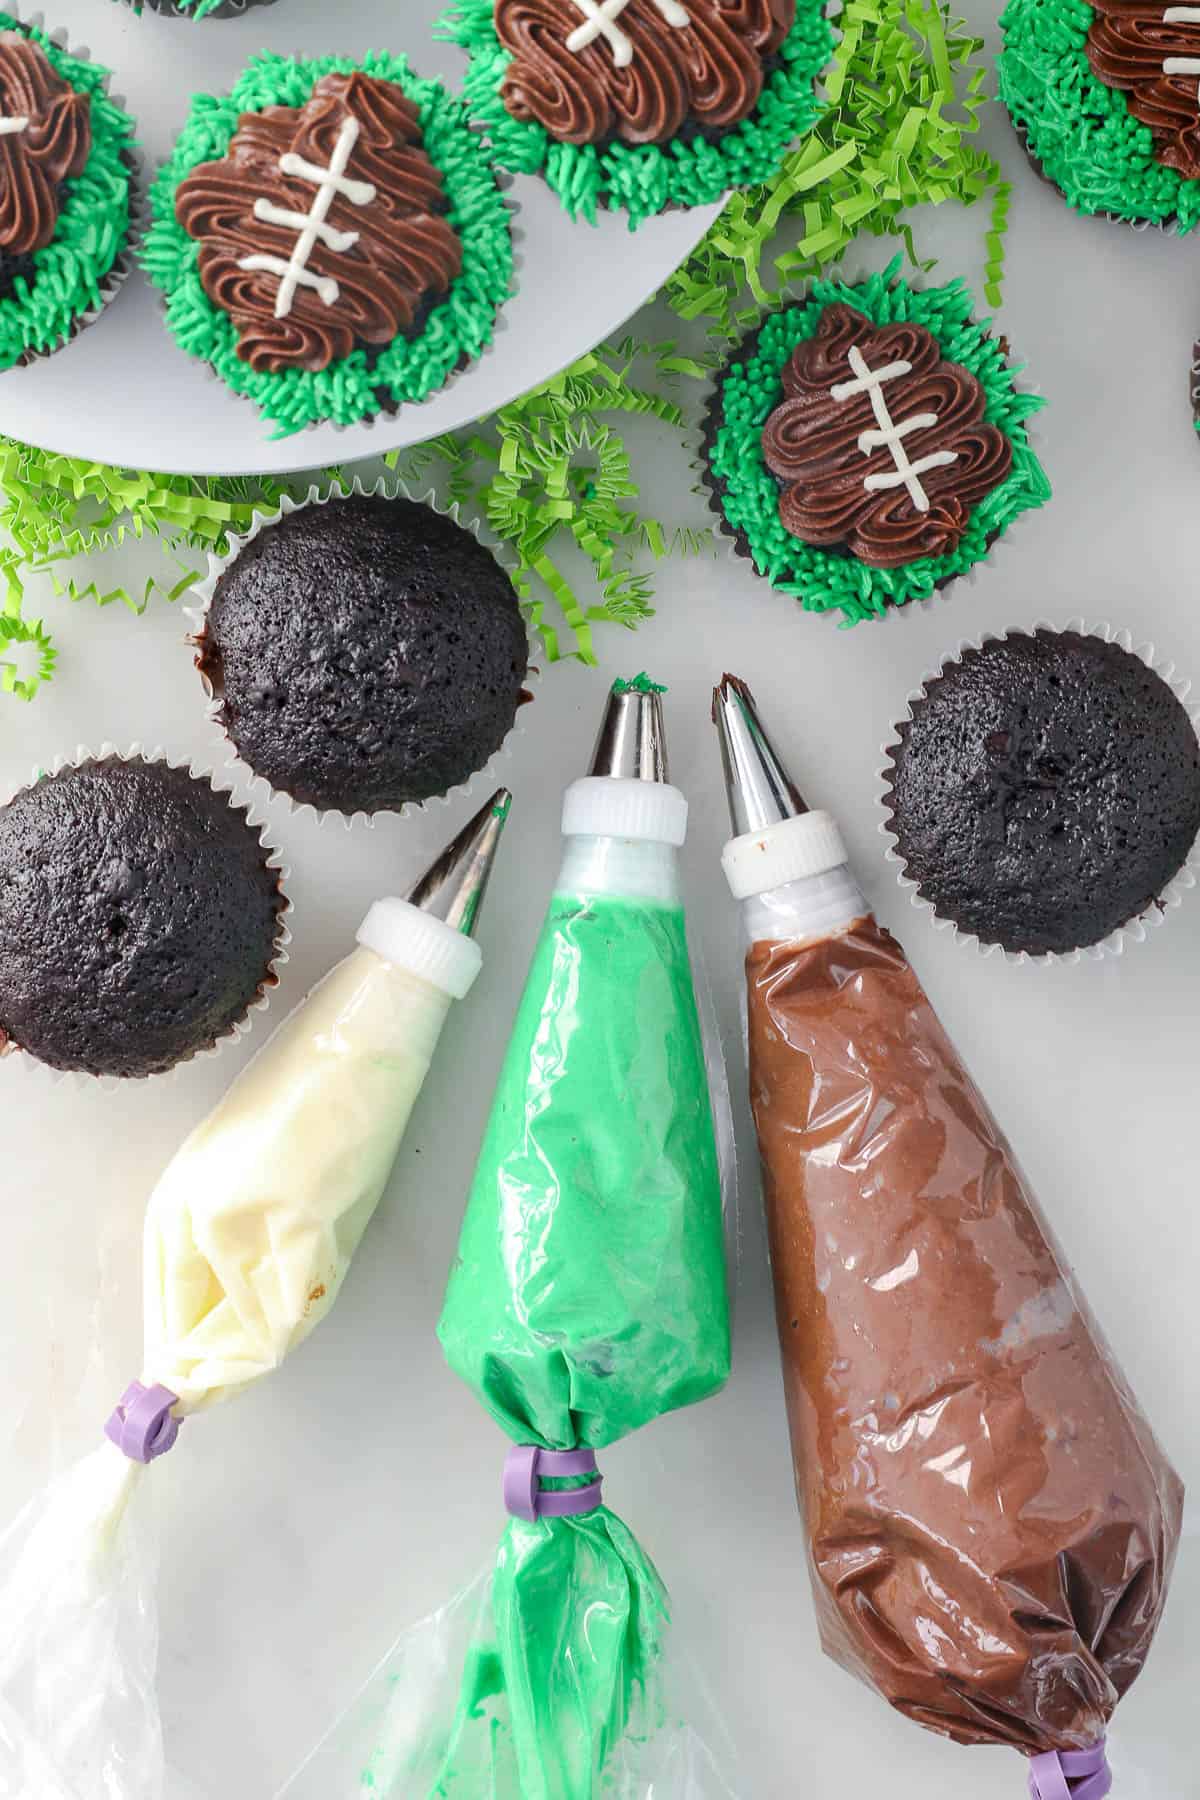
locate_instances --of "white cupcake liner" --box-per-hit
[877,619,1200,968]
[690,267,1047,627]
[184,468,541,831]
[2,9,146,368]
[0,743,292,1090]
[149,69,524,441]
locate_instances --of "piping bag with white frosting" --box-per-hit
[713,674,1182,1798]
[282,678,735,1800]
[0,791,511,1800]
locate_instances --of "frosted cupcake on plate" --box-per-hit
[142,54,513,436]
[0,19,138,369]
[440,0,833,226]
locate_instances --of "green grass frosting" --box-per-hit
[437,0,833,228]
[706,263,1050,624]
[142,52,514,439]
[998,0,1200,229]
[0,18,136,371]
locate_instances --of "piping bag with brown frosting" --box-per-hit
[712,675,1183,1798]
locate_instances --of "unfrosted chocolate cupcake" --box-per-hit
[0,757,287,1077]
[197,493,530,818]
[883,629,1200,957]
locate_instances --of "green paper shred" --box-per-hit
[665,0,1012,338]
[0,613,56,703]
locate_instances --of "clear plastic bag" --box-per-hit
[282,1563,738,1800]
[0,946,461,1800]
[284,824,738,1800]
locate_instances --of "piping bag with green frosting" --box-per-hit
[283,678,735,1800]
[0,794,510,1800]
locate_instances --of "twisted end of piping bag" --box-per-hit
[403,787,511,937]
[1029,1743,1112,1800]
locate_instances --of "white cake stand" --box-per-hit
[0,0,724,475]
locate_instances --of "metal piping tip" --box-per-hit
[712,674,808,836]
[404,788,512,937]
[588,675,669,782]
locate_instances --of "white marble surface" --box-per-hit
[1,33,1198,1800]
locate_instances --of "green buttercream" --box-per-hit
[142,53,514,438]
[433,889,729,1798]
[437,0,833,228]
[707,262,1051,624]
[998,0,1200,229]
[612,672,667,695]
[0,18,136,371]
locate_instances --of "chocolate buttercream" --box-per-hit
[0,34,91,257]
[761,303,1012,569]
[1087,0,1200,177]
[494,0,794,146]
[174,72,463,374]
[745,914,1182,1754]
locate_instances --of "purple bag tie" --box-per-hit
[1028,1741,1112,1800]
[503,1445,603,1521]
[105,1381,181,1464]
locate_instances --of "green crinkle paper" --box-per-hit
[997,0,1200,230]
[705,262,1050,623]
[667,0,1012,336]
[0,16,136,371]
[437,0,832,229]
[142,52,513,438]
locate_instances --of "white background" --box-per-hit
[1,1,1198,1796]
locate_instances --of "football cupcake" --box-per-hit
[192,489,531,820]
[999,0,1200,229]
[881,626,1200,959]
[0,755,289,1078]
[142,54,513,436]
[0,20,138,370]
[440,0,833,227]
[701,265,1051,622]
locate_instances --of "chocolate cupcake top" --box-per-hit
[441,0,831,225]
[199,494,530,817]
[999,0,1200,229]
[0,758,287,1078]
[884,630,1200,956]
